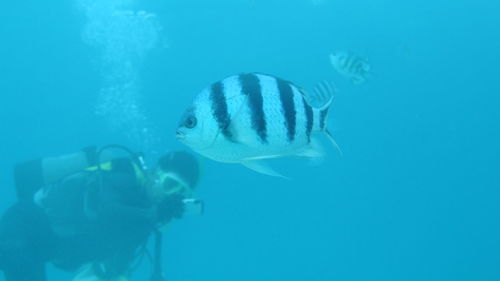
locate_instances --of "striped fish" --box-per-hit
[176,73,339,177]
[329,51,370,84]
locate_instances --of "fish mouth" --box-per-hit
[175,130,185,140]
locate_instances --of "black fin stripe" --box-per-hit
[348,55,358,73]
[313,80,335,108]
[320,108,329,130]
[354,61,363,74]
[239,73,267,143]
[277,78,296,142]
[315,82,329,104]
[210,81,233,140]
[354,58,366,74]
[303,96,314,142]
[343,55,352,70]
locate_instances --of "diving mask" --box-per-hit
[156,171,193,197]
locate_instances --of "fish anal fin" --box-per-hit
[241,160,289,179]
[295,138,324,158]
[325,128,343,156]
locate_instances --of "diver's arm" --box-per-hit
[97,200,156,227]
[96,194,185,230]
[73,263,129,281]
[97,194,185,227]
[95,169,185,227]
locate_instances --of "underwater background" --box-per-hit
[0,0,499,280]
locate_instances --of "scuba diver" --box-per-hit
[0,145,202,281]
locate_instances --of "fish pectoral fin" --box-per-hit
[241,159,289,179]
[242,153,286,160]
[220,94,250,144]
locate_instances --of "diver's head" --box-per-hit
[150,150,200,201]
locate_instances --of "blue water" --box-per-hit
[1,0,499,280]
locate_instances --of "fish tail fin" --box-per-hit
[304,80,342,156]
[306,80,337,133]
[309,80,336,110]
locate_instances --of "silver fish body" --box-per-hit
[176,73,337,177]
[329,51,370,84]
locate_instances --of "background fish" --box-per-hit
[329,51,371,84]
[176,73,339,177]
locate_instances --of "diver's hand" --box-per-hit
[156,194,185,223]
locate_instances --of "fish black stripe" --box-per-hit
[277,78,296,142]
[351,59,362,74]
[347,55,357,73]
[239,73,267,143]
[302,96,313,142]
[354,61,363,74]
[210,81,233,140]
[320,108,329,130]
[343,55,352,70]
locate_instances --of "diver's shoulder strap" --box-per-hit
[36,171,100,237]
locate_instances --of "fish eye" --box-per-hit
[184,115,197,129]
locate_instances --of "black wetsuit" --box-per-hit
[0,200,56,281]
[0,158,180,281]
